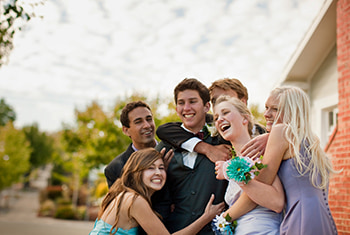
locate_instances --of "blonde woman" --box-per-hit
[89,148,224,235]
[214,96,283,234]
[216,86,338,235]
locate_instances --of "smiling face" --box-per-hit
[142,158,166,194]
[214,100,250,143]
[264,94,281,132]
[176,89,210,133]
[123,107,156,150]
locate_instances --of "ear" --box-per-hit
[204,102,210,113]
[243,119,248,125]
[122,126,130,137]
[240,98,248,106]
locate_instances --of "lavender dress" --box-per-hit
[277,146,338,235]
[225,181,282,234]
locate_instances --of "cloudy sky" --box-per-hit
[0,0,325,132]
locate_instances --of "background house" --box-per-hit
[276,0,349,233]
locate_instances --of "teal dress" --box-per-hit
[89,219,138,235]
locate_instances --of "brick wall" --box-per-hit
[327,0,350,234]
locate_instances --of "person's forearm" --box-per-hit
[156,122,194,149]
[240,179,284,213]
[173,214,211,235]
[224,192,257,221]
[193,141,211,155]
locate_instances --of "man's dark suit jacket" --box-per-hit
[155,128,228,235]
[104,143,135,188]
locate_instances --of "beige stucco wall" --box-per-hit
[309,46,338,147]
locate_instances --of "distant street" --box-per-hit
[0,189,94,235]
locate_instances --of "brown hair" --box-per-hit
[174,78,210,105]
[98,148,163,234]
[209,78,248,104]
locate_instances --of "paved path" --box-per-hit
[0,189,95,235]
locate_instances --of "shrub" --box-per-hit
[38,199,56,217]
[54,205,76,220]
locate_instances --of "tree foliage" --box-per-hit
[22,123,55,169]
[0,122,31,190]
[0,0,43,67]
[249,103,266,127]
[0,98,16,126]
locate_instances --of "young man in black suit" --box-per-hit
[155,78,227,234]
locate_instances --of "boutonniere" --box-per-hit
[224,148,267,184]
[203,124,218,138]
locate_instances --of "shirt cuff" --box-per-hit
[181,137,202,152]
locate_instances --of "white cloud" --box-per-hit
[0,0,325,132]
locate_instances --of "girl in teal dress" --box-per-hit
[89,148,224,235]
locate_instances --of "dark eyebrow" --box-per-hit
[133,117,143,123]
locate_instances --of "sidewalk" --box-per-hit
[0,188,94,235]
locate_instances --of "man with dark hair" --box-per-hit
[155,78,226,234]
[104,101,157,188]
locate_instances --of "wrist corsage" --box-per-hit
[224,148,267,184]
[211,213,236,235]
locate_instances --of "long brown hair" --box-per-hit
[98,148,163,234]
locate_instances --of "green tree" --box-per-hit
[0,98,16,126]
[0,0,43,67]
[249,103,266,127]
[22,123,55,169]
[0,122,31,190]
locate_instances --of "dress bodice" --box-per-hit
[89,219,138,235]
[224,180,282,235]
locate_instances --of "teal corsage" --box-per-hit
[225,148,267,184]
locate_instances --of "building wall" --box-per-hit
[327,0,350,234]
[310,46,338,147]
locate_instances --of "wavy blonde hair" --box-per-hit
[98,148,163,234]
[271,86,336,189]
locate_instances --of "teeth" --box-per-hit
[152,179,161,183]
[184,114,194,118]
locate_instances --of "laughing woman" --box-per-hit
[89,148,224,235]
[215,87,338,235]
[213,96,284,234]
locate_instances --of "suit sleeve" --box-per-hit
[104,157,124,188]
[156,122,195,149]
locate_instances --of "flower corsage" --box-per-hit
[224,148,267,184]
[211,213,237,235]
[203,124,218,138]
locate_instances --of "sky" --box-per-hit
[0,0,325,132]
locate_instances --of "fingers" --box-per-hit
[163,149,174,169]
[208,194,215,205]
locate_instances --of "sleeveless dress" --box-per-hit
[277,146,338,235]
[89,219,138,235]
[225,180,282,234]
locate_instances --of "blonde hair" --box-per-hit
[271,86,336,189]
[98,148,163,234]
[215,95,253,137]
